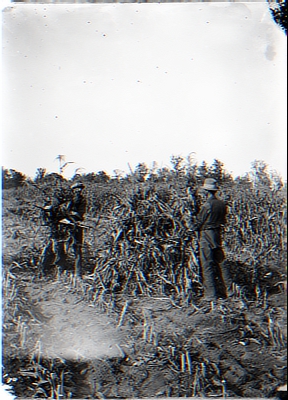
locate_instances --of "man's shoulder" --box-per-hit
[210,198,226,208]
[210,197,225,203]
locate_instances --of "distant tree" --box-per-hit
[2,168,26,189]
[113,169,125,180]
[42,172,67,187]
[186,168,198,189]
[234,174,253,190]
[147,162,159,183]
[186,153,198,181]
[134,163,149,182]
[268,0,287,34]
[170,155,186,175]
[197,161,209,181]
[269,170,285,191]
[209,159,233,184]
[78,171,110,184]
[97,171,110,183]
[250,160,272,188]
[156,167,173,183]
[209,159,225,182]
[34,168,47,183]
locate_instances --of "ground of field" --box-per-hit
[2,182,287,399]
[2,266,287,399]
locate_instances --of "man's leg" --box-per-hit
[209,248,230,299]
[200,241,218,300]
[38,240,53,276]
[220,261,234,296]
[53,238,67,268]
[72,228,83,276]
[214,263,228,299]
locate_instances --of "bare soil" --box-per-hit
[3,269,287,399]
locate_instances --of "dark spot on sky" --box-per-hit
[265,45,276,61]
[55,116,58,119]
[83,81,86,84]
[87,22,91,24]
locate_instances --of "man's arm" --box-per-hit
[66,197,87,222]
[194,203,210,231]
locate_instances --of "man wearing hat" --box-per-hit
[65,182,87,276]
[194,178,230,301]
[39,182,86,276]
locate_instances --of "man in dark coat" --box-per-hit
[65,182,87,276]
[194,178,231,301]
[38,194,70,274]
[39,182,86,276]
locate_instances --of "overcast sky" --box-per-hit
[1,2,287,180]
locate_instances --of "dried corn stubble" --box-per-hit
[2,162,287,398]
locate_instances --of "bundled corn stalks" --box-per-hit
[86,176,286,303]
[89,183,202,302]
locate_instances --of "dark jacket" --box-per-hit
[195,197,227,231]
[66,192,87,222]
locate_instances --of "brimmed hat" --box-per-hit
[202,178,218,191]
[71,182,85,190]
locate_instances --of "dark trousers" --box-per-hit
[72,227,84,276]
[39,226,83,276]
[199,230,231,300]
[39,236,68,273]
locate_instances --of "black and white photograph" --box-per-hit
[1,1,287,399]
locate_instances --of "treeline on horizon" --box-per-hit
[1,156,286,191]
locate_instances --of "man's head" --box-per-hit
[71,182,85,192]
[202,178,218,193]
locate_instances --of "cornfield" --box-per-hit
[2,159,287,398]
[80,169,286,303]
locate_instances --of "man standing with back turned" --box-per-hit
[194,178,231,301]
